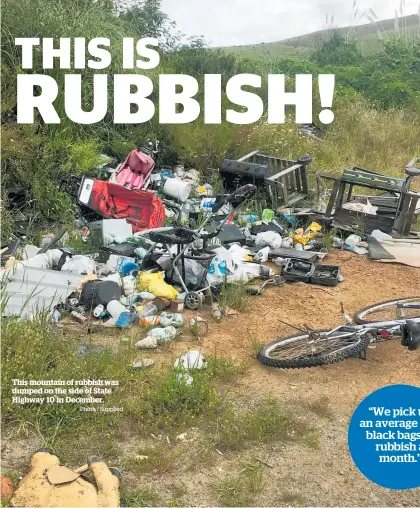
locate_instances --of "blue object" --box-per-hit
[118,260,140,277]
[348,384,420,490]
[116,311,134,328]
[278,212,298,228]
[160,168,174,180]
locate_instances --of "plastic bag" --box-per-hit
[293,222,322,246]
[174,350,207,370]
[147,325,177,342]
[61,255,96,275]
[158,255,207,288]
[255,231,283,249]
[137,271,178,299]
[207,246,233,284]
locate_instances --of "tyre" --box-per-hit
[354,297,420,324]
[185,291,202,310]
[257,329,371,369]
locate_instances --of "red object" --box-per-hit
[85,180,165,232]
[114,149,155,190]
[1,476,14,500]
[380,329,391,340]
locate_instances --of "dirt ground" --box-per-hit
[2,251,420,506]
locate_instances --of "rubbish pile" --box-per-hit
[2,146,420,345]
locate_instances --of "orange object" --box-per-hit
[1,475,15,501]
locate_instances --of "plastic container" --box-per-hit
[345,234,361,246]
[137,303,159,319]
[200,198,216,211]
[262,209,275,222]
[310,265,340,287]
[140,315,160,326]
[163,178,192,202]
[107,300,128,319]
[80,280,122,307]
[71,311,87,324]
[283,259,315,283]
[116,312,134,328]
[93,304,105,318]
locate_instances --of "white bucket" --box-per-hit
[107,300,128,319]
[163,178,191,202]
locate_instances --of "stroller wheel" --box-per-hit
[185,291,202,310]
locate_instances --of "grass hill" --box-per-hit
[221,14,420,60]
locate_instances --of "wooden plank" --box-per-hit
[266,164,301,182]
[325,179,340,218]
[237,150,260,162]
[300,165,309,195]
[295,166,302,192]
[404,197,418,236]
[287,193,306,205]
[265,180,278,209]
[281,176,289,205]
[336,182,347,209]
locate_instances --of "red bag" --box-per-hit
[79,178,165,231]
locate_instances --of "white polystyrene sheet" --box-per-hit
[1,265,82,317]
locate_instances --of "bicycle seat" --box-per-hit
[405,167,420,177]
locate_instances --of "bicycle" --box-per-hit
[257,297,420,369]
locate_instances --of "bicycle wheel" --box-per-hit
[354,297,420,324]
[257,330,371,369]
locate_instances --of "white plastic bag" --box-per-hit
[61,255,96,275]
[174,350,207,370]
[255,231,282,249]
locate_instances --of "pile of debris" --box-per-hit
[2,144,420,350]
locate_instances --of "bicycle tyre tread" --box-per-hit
[257,331,371,369]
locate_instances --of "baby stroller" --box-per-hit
[110,140,159,191]
[140,184,256,309]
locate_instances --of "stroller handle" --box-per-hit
[225,184,256,204]
[211,184,256,214]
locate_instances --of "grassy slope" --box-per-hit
[222,14,420,60]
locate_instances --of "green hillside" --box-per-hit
[222,14,420,60]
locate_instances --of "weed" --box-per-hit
[321,227,340,251]
[124,442,185,475]
[305,396,335,421]
[277,491,307,505]
[166,483,188,507]
[214,459,264,506]
[207,397,316,452]
[120,486,159,507]
[240,459,264,493]
[205,356,249,381]
[167,498,184,507]
[219,280,249,311]
[249,334,264,355]
[214,473,248,507]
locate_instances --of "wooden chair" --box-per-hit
[322,159,420,237]
[220,150,311,209]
